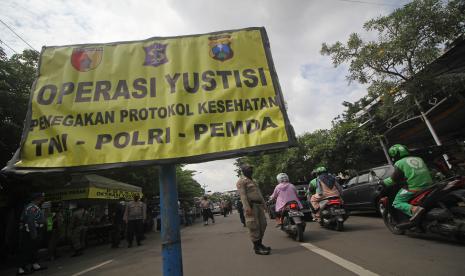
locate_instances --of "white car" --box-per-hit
[212,203,221,215]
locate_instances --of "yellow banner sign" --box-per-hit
[7,27,295,171]
[45,187,143,201]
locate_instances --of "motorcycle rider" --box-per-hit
[307,170,317,200]
[269,173,303,227]
[383,144,434,221]
[310,167,343,222]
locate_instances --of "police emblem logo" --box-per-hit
[208,34,233,62]
[143,43,168,67]
[71,47,103,72]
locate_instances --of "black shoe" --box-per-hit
[32,263,47,271]
[259,239,271,251]
[253,241,270,255]
[17,267,32,275]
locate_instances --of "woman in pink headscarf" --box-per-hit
[269,173,302,226]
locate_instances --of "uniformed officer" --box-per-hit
[236,164,270,255]
[17,192,47,275]
[70,205,87,257]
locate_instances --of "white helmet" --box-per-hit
[276,173,289,183]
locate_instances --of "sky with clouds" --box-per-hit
[1,0,410,192]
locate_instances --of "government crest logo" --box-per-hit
[143,43,168,67]
[71,47,103,72]
[208,34,233,62]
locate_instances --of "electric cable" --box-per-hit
[0,18,36,51]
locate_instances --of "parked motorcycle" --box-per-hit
[378,175,465,242]
[279,201,306,242]
[318,196,348,231]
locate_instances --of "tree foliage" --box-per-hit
[321,0,465,120]
[0,47,39,167]
[236,122,381,195]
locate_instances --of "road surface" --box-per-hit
[7,212,465,276]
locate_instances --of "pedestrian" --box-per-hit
[236,164,270,255]
[235,197,246,227]
[200,196,215,225]
[221,199,228,217]
[124,195,146,247]
[48,202,64,260]
[70,205,87,257]
[17,192,48,275]
[111,198,125,248]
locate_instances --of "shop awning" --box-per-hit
[45,174,142,201]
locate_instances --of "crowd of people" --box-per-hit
[14,194,153,275]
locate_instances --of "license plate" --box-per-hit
[289,211,304,217]
[332,209,346,215]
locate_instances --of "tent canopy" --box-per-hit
[46,174,142,201]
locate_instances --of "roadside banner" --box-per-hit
[5,27,296,172]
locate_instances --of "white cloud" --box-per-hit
[1,0,409,192]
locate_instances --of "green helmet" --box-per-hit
[316,166,327,174]
[388,144,409,161]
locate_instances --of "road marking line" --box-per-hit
[300,243,379,276]
[71,259,114,276]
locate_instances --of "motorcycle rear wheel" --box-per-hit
[295,224,304,242]
[335,221,344,231]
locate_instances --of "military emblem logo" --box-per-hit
[208,34,233,62]
[71,47,103,72]
[143,43,168,67]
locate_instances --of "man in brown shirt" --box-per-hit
[236,164,270,255]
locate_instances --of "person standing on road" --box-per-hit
[111,198,125,248]
[124,195,146,247]
[235,197,246,227]
[70,205,87,257]
[17,192,47,275]
[236,164,270,255]
[221,199,229,217]
[200,196,215,225]
[48,202,64,260]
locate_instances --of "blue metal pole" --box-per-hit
[159,164,183,276]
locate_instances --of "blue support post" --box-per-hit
[159,164,183,276]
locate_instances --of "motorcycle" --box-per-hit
[279,201,306,242]
[378,175,465,242]
[318,196,348,231]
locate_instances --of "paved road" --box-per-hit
[9,212,465,276]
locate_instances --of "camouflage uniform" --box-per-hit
[236,176,267,242]
[70,208,86,254]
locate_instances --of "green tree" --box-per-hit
[321,0,465,119]
[0,47,39,167]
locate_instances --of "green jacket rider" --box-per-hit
[383,144,433,220]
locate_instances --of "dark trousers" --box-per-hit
[127,219,143,245]
[111,223,121,247]
[202,209,214,222]
[238,208,245,225]
[18,230,38,268]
